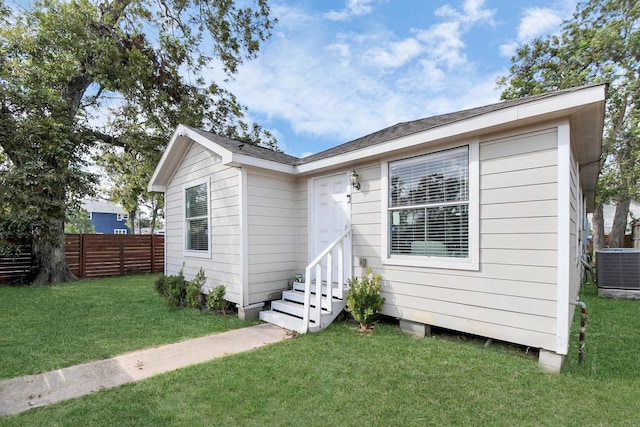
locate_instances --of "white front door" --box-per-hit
[312,173,351,282]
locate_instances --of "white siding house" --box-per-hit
[149,84,606,371]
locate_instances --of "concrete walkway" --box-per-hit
[0,323,291,417]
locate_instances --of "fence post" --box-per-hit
[119,235,125,276]
[79,234,85,278]
[151,235,156,273]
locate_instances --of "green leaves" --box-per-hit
[498,0,640,207]
[0,0,277,283]
[346,267,385,333]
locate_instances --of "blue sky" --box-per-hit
[210,0,578,157]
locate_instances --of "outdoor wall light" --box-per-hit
[350,170,361,190]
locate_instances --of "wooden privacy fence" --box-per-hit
[66,234,164,278]
[0,234,164,284]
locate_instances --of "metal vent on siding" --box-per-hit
[596,249,640,290]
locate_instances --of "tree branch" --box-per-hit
[89,130,125,148]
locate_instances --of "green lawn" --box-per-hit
[1,281,639,426]
[0,274,255,380]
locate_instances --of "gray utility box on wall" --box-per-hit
[596,248,640,290]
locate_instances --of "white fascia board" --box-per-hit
[148,183,168,192]
[297,85,606,174]
[149,123,297,193]
[182,127,235,162]
[296,111,517,173]
[180,126,296,174]
[516,85,605,120]
[227,153,296,174]
[148,125,187,192]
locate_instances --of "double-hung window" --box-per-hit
[387,146,473,265]
[185,180,210,255]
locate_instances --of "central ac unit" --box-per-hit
[596,248,640,290]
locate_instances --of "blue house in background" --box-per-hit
[82,200,131,234]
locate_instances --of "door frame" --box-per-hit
[307,171,352,280]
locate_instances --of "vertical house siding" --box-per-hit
[165,142,243,304]
[246,171,298,304]
[350,126,561,351]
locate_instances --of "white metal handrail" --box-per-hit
[302,226,352,332]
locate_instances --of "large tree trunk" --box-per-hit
[150,204,158,234]
[31,218,76,285]
[128,209,137,234]
[609,197,631,248]
[592,202,606,252]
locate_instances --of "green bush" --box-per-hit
[155,268,187,307]
[205,285,227,315]
[346,267,385,333]
[186,268,206,308]
[155,267,206,308]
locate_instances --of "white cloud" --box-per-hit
[368,38,422,68]
[498,4,572,58]
[499,41,519,58]
[212,2,505,156]
[462,0,496,23]
[517,7,563,41]
[415,21,466,68]
[436,0,495,25]
[324,0,376,22]
[326,42,351,60]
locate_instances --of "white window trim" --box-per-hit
[114,228,128,235]
[116,213,129,221]
[183,177,211,259]
[381,140,479,271]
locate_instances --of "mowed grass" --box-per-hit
[2,281,640,426]
[0,274,255,380]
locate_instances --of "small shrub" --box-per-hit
[165,272,188,307]
[186,268,206,308]
[154,268,188,306]
[154,274,168,296]
[206,285,227,315]
[346,267,384,333]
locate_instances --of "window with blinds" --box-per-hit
[185,182,209,252]
[388,146,469,258]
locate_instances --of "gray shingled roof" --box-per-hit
[186,85,594,166]
[297,85,592,165]
[184,126,300,166]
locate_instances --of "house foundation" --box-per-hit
[237,303,264,321]
[538,349,564,373]
[399,319,432,338]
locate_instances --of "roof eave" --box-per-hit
[149,125,298,193]
[570,94,606,212]
[297,85,607,175]
[148,125,197,192]
[227,153,297,174]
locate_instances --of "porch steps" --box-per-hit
[259,282,346,333]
